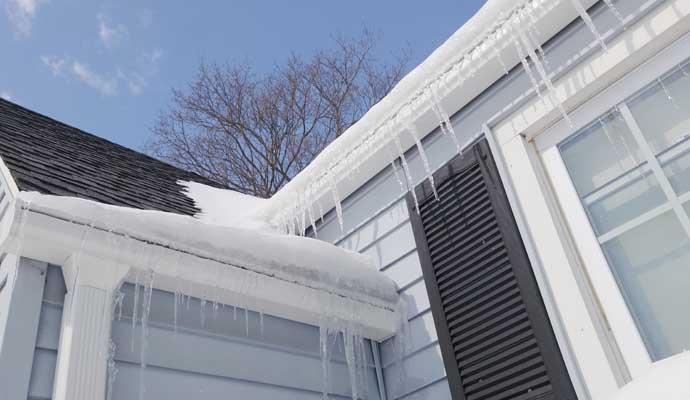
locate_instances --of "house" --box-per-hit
[1,0,689,399]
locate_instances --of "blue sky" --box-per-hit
[1,0,484,151]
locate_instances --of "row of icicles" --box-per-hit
[275,0,625,238]
[104,265,409,400]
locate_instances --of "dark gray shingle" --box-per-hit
[0,98,225,216]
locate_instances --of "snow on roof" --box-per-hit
[180,181,275,233]
[261,0,591,229]
[17,191,398,306]
[607,352,690,400]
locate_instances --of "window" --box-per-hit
[559,60,690,361]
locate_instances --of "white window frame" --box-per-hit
[535,31,690,379]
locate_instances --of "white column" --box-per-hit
[52,253,129,400]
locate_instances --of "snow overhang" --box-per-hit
[0,192,401,341]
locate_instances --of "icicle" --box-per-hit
[173,292,179,333]
[401,114,439,200]
[300,201,307,236]
[429,86,462,154]
[343,331,358,400]
[113,290,125,322]
[391,130,420,214]
[233,305,237,320]
[317,200,325,224]
[517,23,572,126]
[200,299,207,328]
[603,0,625,25]
[491,36,510,76]
[569,0,607,51]
[307,201,318,238]
[389,155,406,193]
[513,31,544,103]
[106,339,118,400]
[327,169,344,233]
[259,311,265,337]
[658,78,680,110]
[244,307,250,336]
[139,269,155,400]
[131,271,140,353]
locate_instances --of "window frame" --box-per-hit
[535,31,690,379]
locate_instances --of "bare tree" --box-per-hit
[148,29,409,198]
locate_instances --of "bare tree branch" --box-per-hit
[147,28,410,198]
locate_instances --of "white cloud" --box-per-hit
[71,61,118,96]
[41,47,163,97]
[117,69,145,96]
[41,55,66,76]
[0,91,12,101]
[5,0,45,37]
[98,13,128,49]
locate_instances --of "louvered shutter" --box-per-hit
[408,139,577,400]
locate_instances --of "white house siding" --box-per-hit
[109,283,382,400]
[313,1,653,399]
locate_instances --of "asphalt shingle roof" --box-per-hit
[0,98,225,216]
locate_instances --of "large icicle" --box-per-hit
[400,112,438,200]
[491,34,510,76]
[319,324,333,400]
[429,86,462,154]
[390,128,420,214]
[569,0,607,51]
[327,168,345,233]
[139,269,155,400]
[343,331,359,400]
[516,18,572,126]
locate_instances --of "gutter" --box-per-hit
[0,197,401,341]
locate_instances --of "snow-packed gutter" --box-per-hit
[0,193,401,341]
[263,0,597,228]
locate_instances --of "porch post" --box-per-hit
[52,253,129,400]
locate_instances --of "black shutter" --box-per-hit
[408,139,577,400]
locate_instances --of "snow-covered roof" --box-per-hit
[261,0,597,230]
[16,191,398,307]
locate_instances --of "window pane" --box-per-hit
[585,170,665,235]
[661,144,690,196]
[562,112,665,235]
[561,112,644,195]
[602,211,690,361]
[628,67,690,155]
